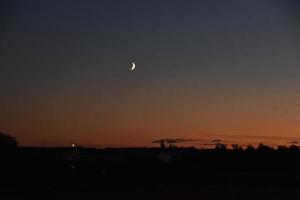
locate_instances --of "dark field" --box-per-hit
[1,147,300,200]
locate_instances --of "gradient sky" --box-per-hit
[1,0,300,147]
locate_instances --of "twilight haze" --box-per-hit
[1,0,300,147]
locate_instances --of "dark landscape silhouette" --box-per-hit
[1,131,300,199]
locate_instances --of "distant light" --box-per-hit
[72,144,75,147]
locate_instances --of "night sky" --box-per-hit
[1,0,300,147]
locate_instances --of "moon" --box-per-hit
[131,62,135,71]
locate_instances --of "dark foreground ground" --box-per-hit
[1,147,300,200]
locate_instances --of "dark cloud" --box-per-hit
[272,106,289,114]
[211,139,221,143]
[153,138,234,147]
[214,143,228,147]
[152,138,197,144]
[287,141,299,144]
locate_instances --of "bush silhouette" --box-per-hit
[277,145,288,152]
[231,144,243,150]
[245,145,255,152]
[257,143,273,152]
[214,143,227,151]
[0,131,18,148]
[289,144,300,152]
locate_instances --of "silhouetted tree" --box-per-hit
[245,145,255,152]
[0,132,18,148]
[289,144,300,152]
[257,143,273,152]
[277,145,288,152]
[214,143,227,151]
[231,144,243,150]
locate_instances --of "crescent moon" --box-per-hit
[131,62,135,71]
